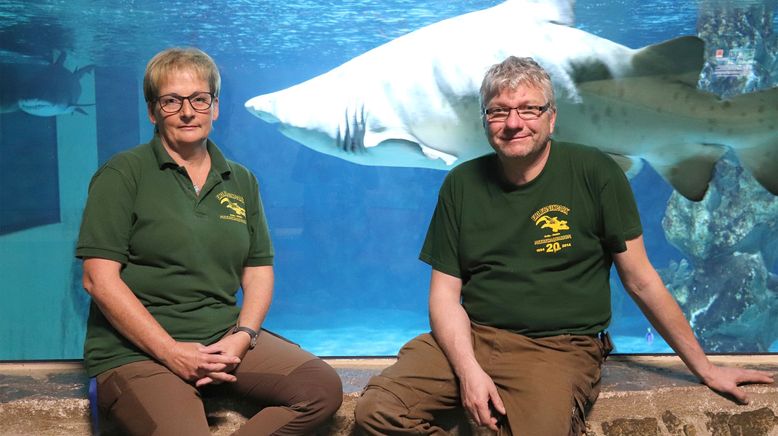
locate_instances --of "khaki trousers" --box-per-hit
[355,323,611,436]
[96,330,342,436]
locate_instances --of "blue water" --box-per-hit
[0,0,776,359]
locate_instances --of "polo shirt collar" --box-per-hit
[150,134,232,178]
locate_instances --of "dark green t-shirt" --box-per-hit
[76,135,273,376]
[420,142,642,337]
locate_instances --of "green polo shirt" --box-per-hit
[76,134,273,376]
[420,142,642,337]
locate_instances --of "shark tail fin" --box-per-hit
[729,87,778,196]
[651,143,728,201]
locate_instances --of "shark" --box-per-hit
[245,0,778,201]
[0,52,94,117]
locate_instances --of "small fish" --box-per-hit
[645,327,654,346]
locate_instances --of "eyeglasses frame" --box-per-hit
[155,91,216,114]
[482,102,552,122]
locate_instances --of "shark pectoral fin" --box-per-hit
[650,143,727,201]
[419,144,458,166]
[734,144,778,196]
[75,65,96,78]
[605,153,643,179]
[631,36,705,79]
[364,130,458,166]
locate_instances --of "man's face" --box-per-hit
[483,85,556,162]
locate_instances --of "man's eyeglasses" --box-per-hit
[156,92,215,114]
[482,103,551,122]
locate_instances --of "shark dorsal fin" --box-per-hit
[630,36,705,80]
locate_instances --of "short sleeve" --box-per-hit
[599,157,643,253]
[76,165,137,263]
[245,173,274,266]
[419,175,462,278]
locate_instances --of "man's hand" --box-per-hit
[458,365,506,431]
[701,365,775,404]
[194,333,252,387]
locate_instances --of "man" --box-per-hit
[354,56,774,435]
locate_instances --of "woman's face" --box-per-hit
[148,69,218,149]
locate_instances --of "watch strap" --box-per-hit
[232,325,258,349]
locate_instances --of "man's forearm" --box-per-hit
[428,269,481,379]
[627,275,715,381]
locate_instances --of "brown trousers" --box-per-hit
[355,323,611,436]
[96,330,342,436]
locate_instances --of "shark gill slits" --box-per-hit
[336,127,343,150]
[343,112,351,152]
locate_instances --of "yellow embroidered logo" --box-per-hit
[531,204,572,254]
[217,191,246,224]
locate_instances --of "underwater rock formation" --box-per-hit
[697,0,778,97]
[661,154,778,352]
[660,1,778,352]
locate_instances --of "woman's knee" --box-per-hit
[288,358,343,418]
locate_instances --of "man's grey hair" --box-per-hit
[479,56,556,111]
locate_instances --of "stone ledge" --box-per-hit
[0,356,776,436]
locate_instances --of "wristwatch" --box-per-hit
[232,325,258,349]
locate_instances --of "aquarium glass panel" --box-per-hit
[1,0,776,359]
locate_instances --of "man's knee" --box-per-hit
[354,387,406,434]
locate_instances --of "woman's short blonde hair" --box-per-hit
[143,47,221,107]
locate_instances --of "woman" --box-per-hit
[76,47,342,435]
